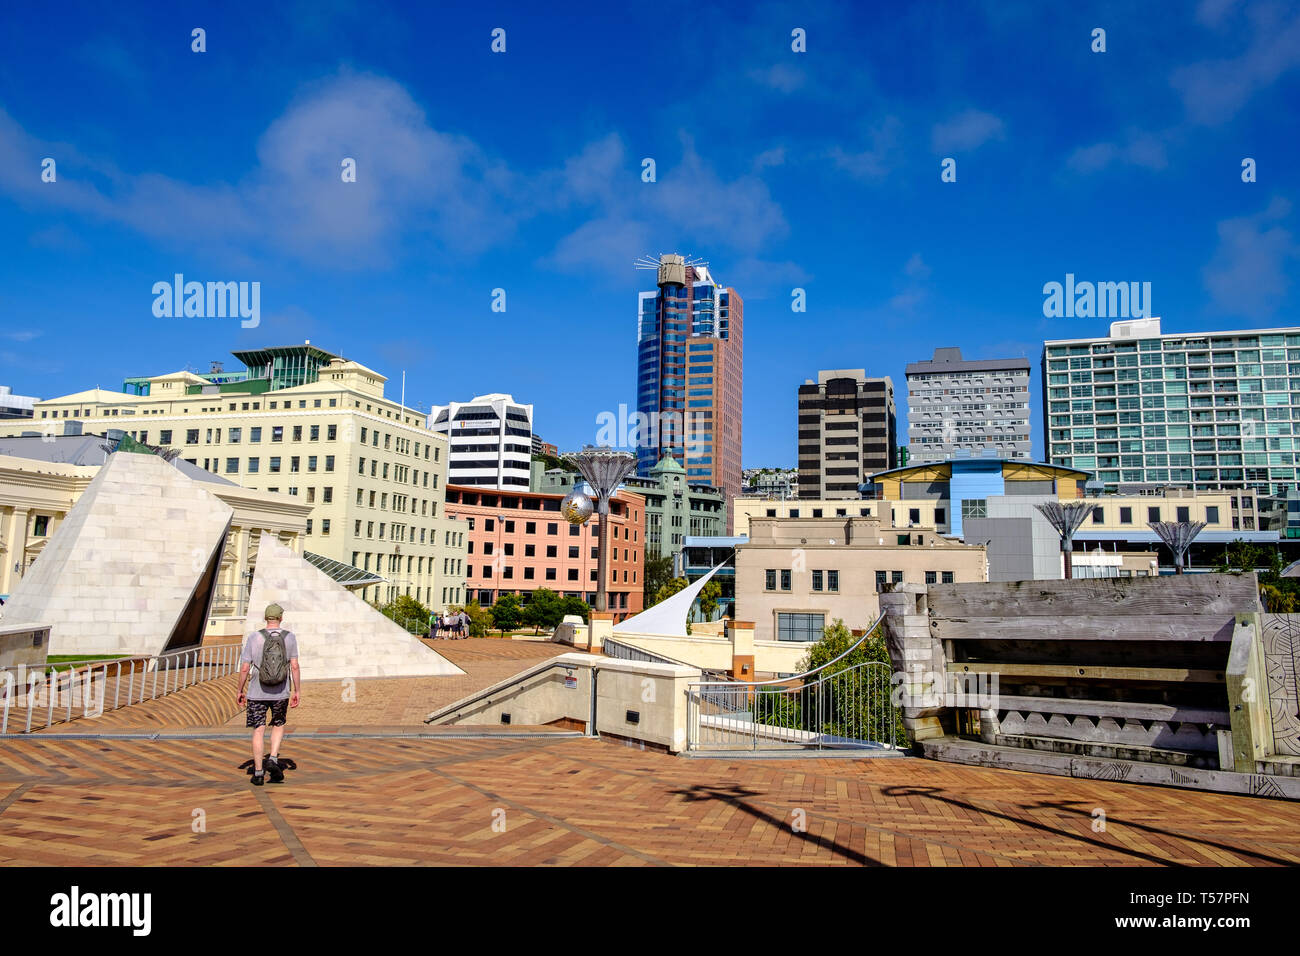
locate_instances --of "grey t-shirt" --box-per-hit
[241,628,299,700]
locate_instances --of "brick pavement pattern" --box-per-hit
[1,735,1298,866]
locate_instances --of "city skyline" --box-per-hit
[1,2,1298,468]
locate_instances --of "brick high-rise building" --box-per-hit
[796,370,897,499]
[635,254,743,529]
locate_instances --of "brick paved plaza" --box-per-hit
[2,733,1299,866]
[4,639,1299,866]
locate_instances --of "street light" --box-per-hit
[563,447,637,614]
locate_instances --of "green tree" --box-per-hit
[652,576,688,607]
[797,619,910,748]
[643,554,675,602]
[559,596,590,624]
[697,579,722,620]
[522,588,564,634]
[490,594,522,635]
[1214,539,1300,609]
[378,594,430,634]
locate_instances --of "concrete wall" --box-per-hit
[0,623,50,669]
[427,653,701,752]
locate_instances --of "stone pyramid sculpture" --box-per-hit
[2,451,232,657]
[242,533,464,679]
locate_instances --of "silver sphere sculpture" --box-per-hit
[560,490,594,526]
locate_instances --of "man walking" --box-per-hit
[236,603,300,785]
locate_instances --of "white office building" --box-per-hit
[429,393,533,490]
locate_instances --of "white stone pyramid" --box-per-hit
[242,533,464,680]
[2,451,232,657]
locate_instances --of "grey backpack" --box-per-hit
[257,628,289,686]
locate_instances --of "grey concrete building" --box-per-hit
[796,370,897,500]
[905,348,1031,463]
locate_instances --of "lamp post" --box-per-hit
[563,447,637,614]
[1035,500,1095,580]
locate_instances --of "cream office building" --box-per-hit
[1,345,468,611]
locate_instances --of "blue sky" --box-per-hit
[1,0,1298,466]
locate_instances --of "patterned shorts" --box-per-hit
[246,698,289,728]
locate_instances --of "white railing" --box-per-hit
[0,643,242,735]
[686,613,899,752]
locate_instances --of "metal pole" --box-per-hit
[595,499,610,613]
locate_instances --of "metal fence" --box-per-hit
[686,612,898,753]
[0,643,242,735]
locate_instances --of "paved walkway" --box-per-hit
[1,735,1297,866]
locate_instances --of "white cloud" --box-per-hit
[1171,4,1300,124]
[541,133,788,278]
[829,116,902,180]
[1066,130,1170,174]
[747,64,807,94]
[0,71,518,268]
[1203,196,1300,316]
[931,110,1005,153]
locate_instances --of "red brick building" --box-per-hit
[445,485,645,621]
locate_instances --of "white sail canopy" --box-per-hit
[613,561,725,638]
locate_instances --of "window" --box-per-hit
[305,519,312,535]
[1120,506,1133,524]
[525,544,535,557]
[909,508,921,525]
[225,458,239,474]
[892,571,903,583]
[546,545,557,558]
[33,515,49,536]
[247,458,260,474]
[327,425,337,440]
[942,571,955,584]
[160,430,173,444]
[876,570,887,589]
[780,569,791,591]
[269,457,281,473]
[1092,506,1104,524]
[186,429,199,445]
[960,499,987,519]
[545,567,557,581]
[926,570,937,584]
[325,456,335,472]
[1148,506,1161,523]
[935,508,946,525]
[777,612,824,643]
[1177,506,1190,522]
[827,570,839,592]
[567,569,579,581]
[228,427,241,444]
[765,569,777,591]
[292,426,302,442]
[789,509,800,518]
[568,546,579,559]
[1206,506,1220,523]
[321,519,331,535]
[250,427,262,443]
[310,425,320,441]
[812,570,823,591]
[323,487,333,504]
[272,426,283,442]
[525,521,536,534]
[547,523,558,535]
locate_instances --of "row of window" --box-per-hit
[468,565,636,583]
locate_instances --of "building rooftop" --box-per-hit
[906,348,1031,376]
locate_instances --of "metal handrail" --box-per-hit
[1,642,241,735]
[423,659,581,725]
[686,611,888,690]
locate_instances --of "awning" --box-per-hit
[303,551,385,589]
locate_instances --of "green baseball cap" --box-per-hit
[265,603,284,620]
